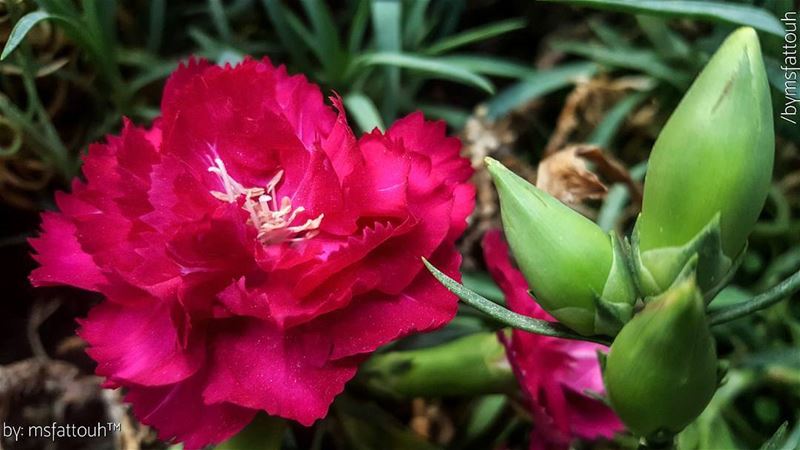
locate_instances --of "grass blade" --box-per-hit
[588,89,650,147]
[357,52,494,94]
[551,40,691,88]
[2,11,59,60]
[208,0,232,42]
[300,0,341,72]
[423,258,610,345]
[343,93,385,132]
[347,0,370,52]
[403,0,429,47]
[371,0,402,121]
[425,18,526,55]
[486,61,597,119]
[261,0,310,69]
[440,54,535,78]
[417,104,470,129]
[542,0,784,38]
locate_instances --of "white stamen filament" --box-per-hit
[208,158,323,245]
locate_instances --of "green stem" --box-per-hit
[709,270,800,326]
[360,332,515,398]
[423,258,612,345]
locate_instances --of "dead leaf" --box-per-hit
[536,144,642,207]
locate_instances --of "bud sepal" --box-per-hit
[632,213,746,300]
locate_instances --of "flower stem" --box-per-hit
[360,332,515,398]
[709,270,800,326]
[423,258,612,346]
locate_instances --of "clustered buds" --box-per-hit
[486,158,637,336]
[484,26,774,441]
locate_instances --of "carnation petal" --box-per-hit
[79,300,204,386]
[204,319,360,426]
[324,245,460,359]
[29,212,105,291]
[126,369,256,450]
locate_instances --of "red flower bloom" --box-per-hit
[482,230,622,450]
[30,58,474,448]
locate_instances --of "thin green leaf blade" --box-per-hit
[371,0,402,120]
[422,258,609,344]
[440,54,535,78]
[542,0,784,38]
[588,89,650,146]
[417,103,470,129]
[760,422,789,450]
[486,61,597,119]
[261,0,310,68]
[2,11,54,60]
[208,0,232,42]
[343,93,385,132]
[358,52,494,94]
[425,17,526,55]
[552,40,690,88]
[347,0,370,52]
[300,0,341,71]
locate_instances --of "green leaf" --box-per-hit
[416,103,469,129]
[208,0,232,42]
[356,52,494,94]
[371,0,402,120]
[282,9,319,58]
[551,40,691,88]
[636,15,692,60]
[2,11,66,60]
[146,0,166,52]
[759,422,789,450]
[347,0,370,52]
[403,0,429,47]
[486,61,597,119]
[462,395,508,443]
[261,0,310,68]
[422,258,610,345]
[440,54,535,78]
[542,0,784,38]
[300,0,342,71]
[424,17,526,55]
[372,0,402,53]
[588,17,630,49]
[343,93,385,132]
[588,89,650,147]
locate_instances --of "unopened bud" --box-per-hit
[486,157,636,336]
[605,276,717,438]
[634,27,774,296]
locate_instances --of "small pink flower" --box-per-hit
[482,230,623,450]
[30,58,474,448]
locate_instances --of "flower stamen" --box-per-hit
[208,159,323,244]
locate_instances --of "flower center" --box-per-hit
[208,158,323,245]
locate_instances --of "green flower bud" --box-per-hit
[605,276,717,439]
[486,157,636,336]
[634,27,774,297]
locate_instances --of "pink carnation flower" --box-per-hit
[30,58,474,448]
[482,230,623,450]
